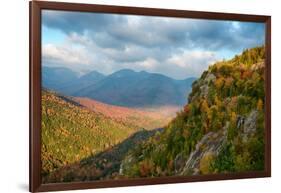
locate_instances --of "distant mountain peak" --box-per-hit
[87,70,104,75]
[80,70,105,80]
[115,69,136,74]
[110,69,137,78]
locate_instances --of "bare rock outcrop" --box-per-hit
[178,109,258,175]
[179,122,229,175]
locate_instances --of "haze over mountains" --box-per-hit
[42,67,196,107]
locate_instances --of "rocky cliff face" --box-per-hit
[180,122,228,175]
[179,109,258,175]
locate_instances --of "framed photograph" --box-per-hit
[30,1,271,192]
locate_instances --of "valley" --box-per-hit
[74,97,179,130]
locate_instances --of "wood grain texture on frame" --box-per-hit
[29,1,271,192]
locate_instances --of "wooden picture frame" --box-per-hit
[30,1,271,192]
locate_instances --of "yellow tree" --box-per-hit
[200,99,209,113]
[215,77,224,90]
[257,99,263,111]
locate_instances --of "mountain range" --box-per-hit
[42,67,196,107]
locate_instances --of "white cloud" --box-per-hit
[166,50,219,78]
[67,32,91,46]
[168,50,216,67]
[138,58,158,69]
[42,43,91,66]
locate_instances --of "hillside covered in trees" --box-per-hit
[41,91,137,181]
[120,46,266,177]
[41,90,171,183]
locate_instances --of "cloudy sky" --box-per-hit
[42,10,265,79]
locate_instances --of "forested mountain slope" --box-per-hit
[120,46,266,177]
[41,90,171,183]
[44,128,163,183]
[41,90,139,182]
